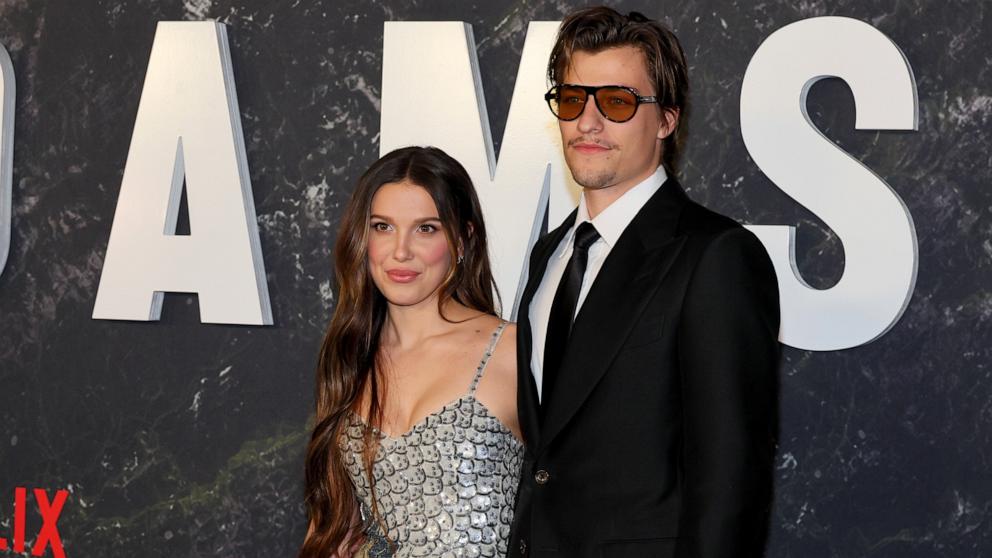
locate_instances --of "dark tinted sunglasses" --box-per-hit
[544,84,659,123]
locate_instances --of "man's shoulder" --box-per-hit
[677,194,747,238]
[672,192,773,269]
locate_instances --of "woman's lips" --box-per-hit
[386,269,420,283]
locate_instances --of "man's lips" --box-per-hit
[570,141,612,154]
[386,269,420,283]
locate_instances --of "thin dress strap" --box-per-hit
[468,320,508,395]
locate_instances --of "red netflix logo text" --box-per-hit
[0,488,67,558]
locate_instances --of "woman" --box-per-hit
[300,146,523,558]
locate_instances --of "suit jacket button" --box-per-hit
[520,539,527,554]
[534,469,550,485]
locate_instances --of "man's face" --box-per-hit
[558,46,676,194]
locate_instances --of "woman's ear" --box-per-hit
[458,223,474,264]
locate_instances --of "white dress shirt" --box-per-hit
[529,165,668,401]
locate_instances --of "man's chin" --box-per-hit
[570,168,617,190]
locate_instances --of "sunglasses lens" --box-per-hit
[595,87,638,122]
[551,86,587,120]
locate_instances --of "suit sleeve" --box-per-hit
[675,227,781,558]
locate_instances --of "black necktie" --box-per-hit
[541,222,600,417]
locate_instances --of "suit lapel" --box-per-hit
[537,180,690,452]
[517,211,576,452]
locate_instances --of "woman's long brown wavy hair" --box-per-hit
[299,146,499,557]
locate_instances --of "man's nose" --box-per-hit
[575,96,604,133]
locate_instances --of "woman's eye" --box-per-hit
[417,224,438,233]
[371,222,391,232]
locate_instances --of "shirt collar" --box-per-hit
[566,165,668,252]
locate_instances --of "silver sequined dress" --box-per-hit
[341,321,523,557]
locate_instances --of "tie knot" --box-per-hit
[573,222,600,251]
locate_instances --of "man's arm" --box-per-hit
[675,226,781,558]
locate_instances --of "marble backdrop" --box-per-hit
[0,0,988,556]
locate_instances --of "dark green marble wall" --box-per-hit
[0,1,989,556]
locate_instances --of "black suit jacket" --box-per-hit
[508,179,780,558]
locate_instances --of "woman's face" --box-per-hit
[367,180,454,309]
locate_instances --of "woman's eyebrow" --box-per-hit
[369,214,442,223]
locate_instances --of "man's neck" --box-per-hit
[582,166,665,219]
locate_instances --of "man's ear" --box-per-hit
[657,107,680,140]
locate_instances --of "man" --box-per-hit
[509,7,780,558]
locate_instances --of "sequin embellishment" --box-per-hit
[342,321,523,557]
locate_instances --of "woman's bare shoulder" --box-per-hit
[496,321,517,355]
[472,319,520,439]
[487,321,517,382]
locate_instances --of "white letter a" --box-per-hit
[93,22,272,325]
